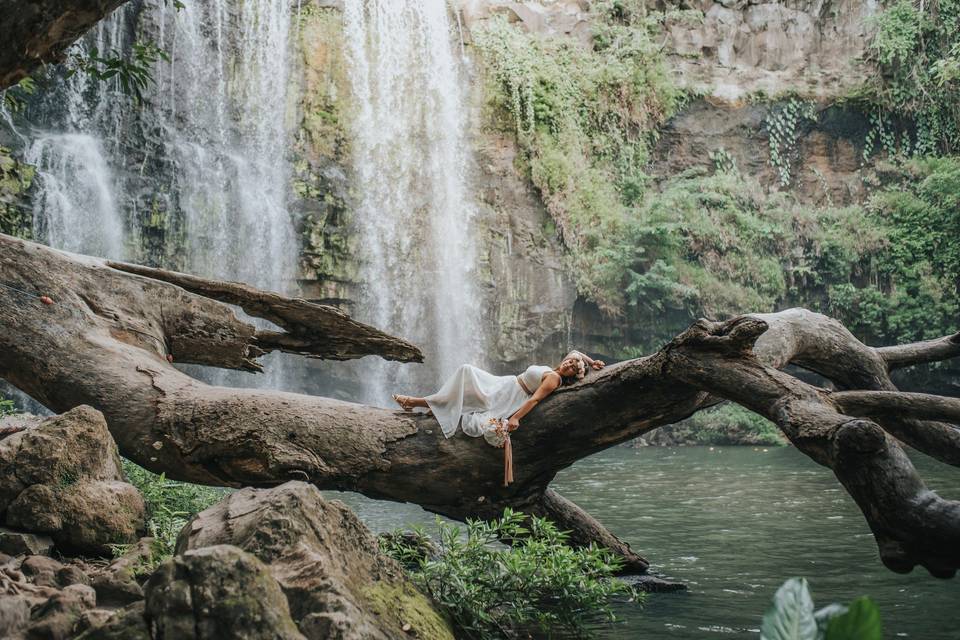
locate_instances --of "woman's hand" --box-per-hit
[591,359,605,370]
[506,416,520,432]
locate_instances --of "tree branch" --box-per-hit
[106,261,423,363]
[876,332,960,370]
[3,235,960,578]
[833,390,960,423]
[0,0,132,89]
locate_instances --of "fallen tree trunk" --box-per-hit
[1,234,959,578]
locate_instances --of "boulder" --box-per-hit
[19,554,64,588]
[25,583,98,640]
[0,595,31,638]
[88,538,155,607]
[177,481,454,640]
[74,603,150,640]
[144,545,306,640]
[0,527,54,556]
[0,406,145,556]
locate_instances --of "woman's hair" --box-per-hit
[560,353,586,385]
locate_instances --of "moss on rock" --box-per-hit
[360,582,455,640]
[0,145,34,239]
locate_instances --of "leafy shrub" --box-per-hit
[0,396,16,417]
[761,577,882,640]
[673,403,784,446]
[863,0,960,156]
[121,459,228,563]
[472,8,682,314]
[380,509,639,639]
[829,157,960,346]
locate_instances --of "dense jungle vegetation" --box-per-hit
[472,0,960,361]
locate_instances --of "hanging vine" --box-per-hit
[765,98,818,187]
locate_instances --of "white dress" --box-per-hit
[426,364,554,440]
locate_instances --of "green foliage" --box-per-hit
[380,509,638,639]
[761,577,818,640]
[761,578,882,640]
[121,459,227,564]
[766,99,818,186]
[864,0,960,156]
[0,396,16,418]
[2,76,36,113]
[827,157,960,345]
[66,42,170,104]
[587,156,959,355]
[674,403,784,446]
[472,8,683,313]
[0,146,35,240]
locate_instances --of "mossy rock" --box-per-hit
[361,582,455,640]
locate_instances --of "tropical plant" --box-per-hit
[380,509,639,639]
[66,42,170,104]
[761,578,882,640]
[120,459,228,564]
[2,76,36,113]
[864,0,960,156]
[0,396,16,417]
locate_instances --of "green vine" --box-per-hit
[862,0,960,157]
[471,5,684,314]
[765,98,818,186]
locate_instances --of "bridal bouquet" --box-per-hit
[483,417,510,448]
[485,418,514,487]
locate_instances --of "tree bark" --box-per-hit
[2,234,959,579]
[0,0,132,89]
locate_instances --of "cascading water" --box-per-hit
[147,0,297,388]
[17,15,134,261]
[6,0,300,390]
[25,134,125,259]
[342,0,483,405]
[149,0,295,295]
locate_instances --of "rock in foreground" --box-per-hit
[146,545,305,640]
[0,406,145,555]
[177,481,453,640]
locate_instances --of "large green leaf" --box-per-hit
[825,597,882,640]
[761,578,819,640]
[814,604,849,639]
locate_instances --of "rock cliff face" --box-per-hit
[651,0,879,103]
[292,0,881,370]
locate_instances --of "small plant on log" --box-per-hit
[381,509,639,639]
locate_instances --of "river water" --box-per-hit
[334,446,959,639]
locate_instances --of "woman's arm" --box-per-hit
[506,373,561,431]
[567,350,605,370]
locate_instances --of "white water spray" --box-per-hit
[342,0,483,404]
[15,0,299,389]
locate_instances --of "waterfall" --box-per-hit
[19,14,133,260]
[149,0,296,294]
[8,0,299,390]
[342,0,483,404]
[147,0,297,388]
[25,134,125,259]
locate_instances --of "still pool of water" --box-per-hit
[333,446,960,639]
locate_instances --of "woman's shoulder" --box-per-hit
[525,364,553,374]
[537,365,560,380]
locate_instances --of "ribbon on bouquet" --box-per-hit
[487,418,515,487]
